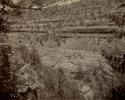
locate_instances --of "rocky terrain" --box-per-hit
[0,0,125,100]
[10,39,118,100]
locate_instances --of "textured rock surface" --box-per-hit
[7,40,116,100]
[39,48,114,100]
[40,48,107,72]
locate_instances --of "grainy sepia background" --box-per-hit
[0,0,125,100]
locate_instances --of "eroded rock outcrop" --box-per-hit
[40,48,118,100]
